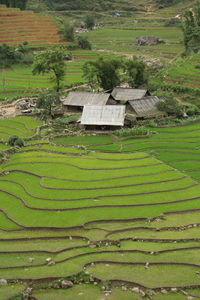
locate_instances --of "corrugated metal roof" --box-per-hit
[81,105,125,126]
[62,92,109,107]
[111,87,148,101]
[128,96,164,117]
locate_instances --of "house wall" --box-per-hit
[63,105,83,113]
[107,98,118,105]
[84,125,121,131]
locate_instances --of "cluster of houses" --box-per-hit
[61,87,165,130]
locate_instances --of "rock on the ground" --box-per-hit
[136,36,159,46]
[61,280,73,289]
[132,287,139,293]
[138,55,163,69]
[15,98,36,113]
[0,279,7,285]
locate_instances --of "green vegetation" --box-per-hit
[36,89,60,120]
[0,0,27,9]
[8,135,24,147]
[84,14,95,30]
[1,0,200,297]
[182,2,200,55]
[32,47,66,92]
[62,22,75,42]
[156,96,184,117]
[83,56,147,90]
[0,116,199,298]
[115,126,149,137]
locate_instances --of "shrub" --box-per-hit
[186,104,199,116]
[84,14,95,30]
[67,43,79,50]
[8,135,19,146]
[77,36,92,50]
[156,97,184,118]
[115,126,149,138]
[51,114,79,132]
[63,22,75,42]
[14,137,24,147]
[8,135,24,147]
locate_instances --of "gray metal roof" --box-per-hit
[81,105,125,126]
[111,87,148,101]
[128,96,164,117]
[62,92,109,107]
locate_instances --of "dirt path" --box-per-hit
[96,49,133,59]
[0,84,88,118]
[0,99,20,117]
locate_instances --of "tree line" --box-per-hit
[0,0,27,9]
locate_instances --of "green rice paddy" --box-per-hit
[0,116,200,298]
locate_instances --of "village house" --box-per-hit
[127,96,165,119]
[111,87,150,103]
[61,91,111,112]
[80,105,125,130]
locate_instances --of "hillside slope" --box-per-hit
[0,5,61,45]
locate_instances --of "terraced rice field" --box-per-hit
[0,5,60,45]
[0,116,200,298]
[82,23,183,60]
[161,53,200,89]
[0,50,114,98]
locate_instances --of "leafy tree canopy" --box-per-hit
[182,2,200,54]
[77,36,92,50]
[156,97,184,117]
[0,0,28,9]
[36,89,60,120]
[62,22,75,42]
[123,56,147,88]
[154,0,182,8]
[32,47,66,92]
[84,14,95,30]
[82,56,147,91]
[83,56,123,90]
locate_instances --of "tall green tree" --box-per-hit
[123,56,147,88]
[0,0,28,9]
[77,36,92,50]
[62,22,75,42]
[182,2,200,54]
[84,14,95,30]
[32,47,66,92]
[82,56,147,91]
[36,89,60,121]
[83,56,123,90]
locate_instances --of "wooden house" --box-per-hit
[80,105,125,130]
[61,92,110,112]
[111,87,150,103]
[127,96,165,119]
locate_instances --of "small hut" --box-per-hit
[127,96,165,119]
[62,92,110,112]
[80,105,125,130]
[111,87,150,103]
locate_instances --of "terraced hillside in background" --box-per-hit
[160,53,200,89]
[0,116,200,299]
[0,50,115,98]
[0,5,61,45]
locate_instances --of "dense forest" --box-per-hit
[0,0,27,9]
[0,0,134,11]
[0,0,188,11]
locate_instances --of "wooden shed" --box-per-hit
[127,96,165,119]
[111,87,150,102]
[61,92,110,112]
[80,105,125,130]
